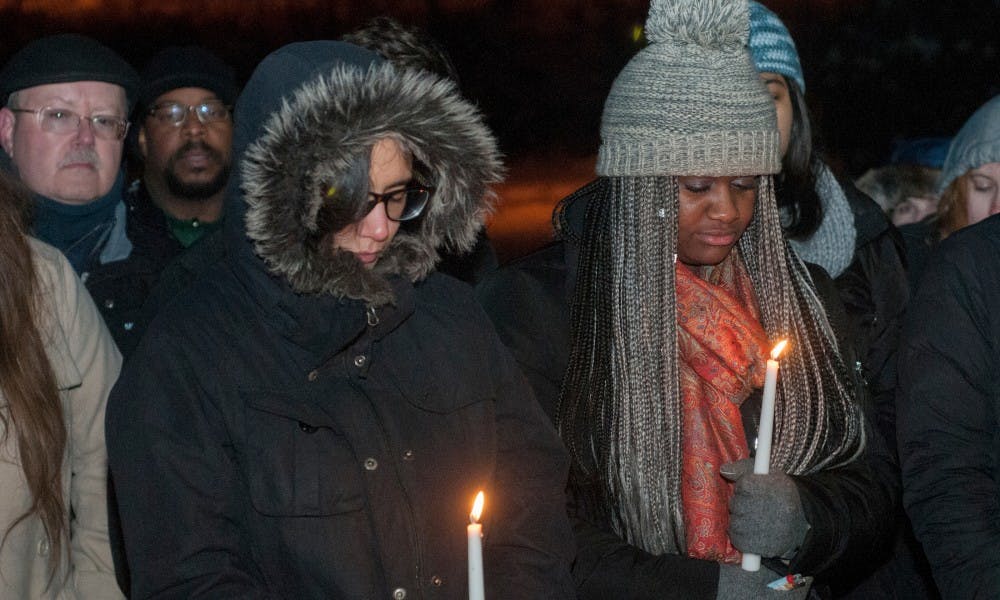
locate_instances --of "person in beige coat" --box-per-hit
[0,173,122,599]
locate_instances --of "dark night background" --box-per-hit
[1,0,997,258]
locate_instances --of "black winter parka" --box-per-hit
[108,251,575,599]
[106,41,575,599]
[897,213,1000,598]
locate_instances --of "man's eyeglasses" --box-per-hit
[147,101,232,127]
[364,186,433,222]
[10,107,130,141]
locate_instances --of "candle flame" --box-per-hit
[470,491,485,524]
[770,339,789,360]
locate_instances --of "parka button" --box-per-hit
[431,575,443,586]
[104,298,115,309]
[353,355,366,367]
[37,539,49,556]
[392,587,407,599]
[307,370,318,382]
[402,449,415,461]
[364,457,378,471]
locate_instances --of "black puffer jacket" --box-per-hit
[107,41,574,599]
[477,179,898,599]
[897,213,1000,598]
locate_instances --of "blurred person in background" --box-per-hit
[84,46,238,357]
[748,3,937,596]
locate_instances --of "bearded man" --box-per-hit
[86,45,239,356]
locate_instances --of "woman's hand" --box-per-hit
[721,459,809,559]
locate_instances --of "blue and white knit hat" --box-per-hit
[747,1,805,93]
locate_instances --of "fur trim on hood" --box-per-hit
[242,62,503,306]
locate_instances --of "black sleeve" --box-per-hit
[106,327,276,599]
[484,318,577,598]
[571,512,719,599]
[475,243,571,422]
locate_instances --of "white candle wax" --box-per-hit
[468,492,485,600]
[742,341,785,572]
[468,522,484,600]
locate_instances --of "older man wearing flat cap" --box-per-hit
[0,33,138,276]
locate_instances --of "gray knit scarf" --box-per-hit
[787,162,856,278]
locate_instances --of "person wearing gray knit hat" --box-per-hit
[935,94,1000,234]
[477,0,898,598]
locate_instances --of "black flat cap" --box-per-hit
[0,34,139,109]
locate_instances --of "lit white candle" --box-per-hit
[742,339,789,572]
[468,491,485,600]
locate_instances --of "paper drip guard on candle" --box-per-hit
[741,339,789,572]
[468,491,485,600]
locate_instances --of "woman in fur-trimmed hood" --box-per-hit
[106,40,576,599]
[238,42,501,303]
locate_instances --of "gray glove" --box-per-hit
[721,458,809,559]
[717,563,811,600]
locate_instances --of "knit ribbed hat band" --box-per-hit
[597,0,780,178]
[599,130,781,176]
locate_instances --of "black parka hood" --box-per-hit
[230,40,503,306]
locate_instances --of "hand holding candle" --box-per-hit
[468,491,485,600]
[742,339,788,572]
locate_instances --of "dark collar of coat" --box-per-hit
[231,241,415,362]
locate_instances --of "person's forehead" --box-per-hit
[17,80,126,109]
[151,86,221,107]
[970,162,1000,176]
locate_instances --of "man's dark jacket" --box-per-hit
[84,181,184,357]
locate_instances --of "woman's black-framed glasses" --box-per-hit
[366,186,433,222]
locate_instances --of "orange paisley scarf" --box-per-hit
[675,253,769,563]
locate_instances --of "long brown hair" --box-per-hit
[0,173,66,576]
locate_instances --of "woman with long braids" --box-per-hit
[0,173,122,598]
[478,0,897,597]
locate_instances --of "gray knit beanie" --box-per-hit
[937,94,1000,193]
[597,0,780,178]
